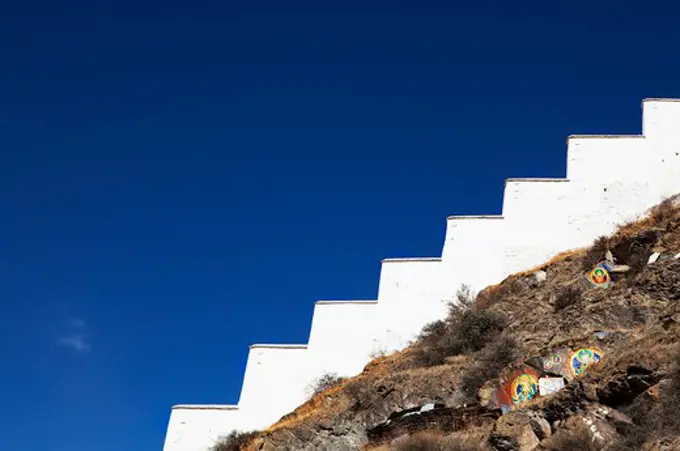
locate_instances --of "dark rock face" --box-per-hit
[367,405,500,446]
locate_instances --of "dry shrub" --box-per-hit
[344,377,374,411]
[412,286,508,367]
[577,197,679,282]
[650,196,679,225]
[459,337,520,401]
[610,229,659,277]
[553,283,584,311]
[607,196,680,280]
[392,430,485,451]
[211,430,260,451]
[306,372,345,398]
[581,235,611,271]
[541,426,598,451]
[476,278,526,310]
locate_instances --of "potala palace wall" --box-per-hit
[162,98,680,451]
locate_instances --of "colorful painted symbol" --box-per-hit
[587,264,611,288]
[511,373,539,405]
[570,348,602,377]
[543,354,562,371]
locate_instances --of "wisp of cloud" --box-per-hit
[56,333,90,352]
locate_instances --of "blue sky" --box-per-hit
[1,1,679,450]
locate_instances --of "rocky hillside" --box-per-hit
[215,196,680,451]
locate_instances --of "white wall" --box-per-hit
[163,406,240,451]
[502,179,572,275]
[236,345,311,429]
[372,258,447,352]
[442,216,505,290]
[306,300,380,378]
[163,98,680,451]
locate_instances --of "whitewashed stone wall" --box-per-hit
[163,98,680,451]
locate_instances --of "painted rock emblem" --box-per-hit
[543,354,562,371]
[570,348,602,377]
[511,373,538,405]
[587,264,612,288]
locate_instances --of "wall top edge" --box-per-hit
[505,178,568,183]
[381,257,442,263]
[446,215,503,220]
[249,343,308,349]
[172,404,239,410]
[567,134,644,140]
[642,98,680,103]
[315,300,378,305]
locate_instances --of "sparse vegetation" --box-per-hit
[306,372,346,398]
[581,235,611,271]
[650,196,678,225]
[553,283,584,311]
[412,286,508,367]
[344,376,374,411]
[615,229,658,279]
[245,196,680,451]
[476,278,526,310]
[459,336,520,401]
[392,431,486,451]
[369,347,390,359]
[211,430,260,451]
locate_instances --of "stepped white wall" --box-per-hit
[163,98,680,451]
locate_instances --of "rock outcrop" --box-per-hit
[213,198,680,451]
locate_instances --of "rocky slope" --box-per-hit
[216,196,680,451]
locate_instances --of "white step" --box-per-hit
[162,97,680,451]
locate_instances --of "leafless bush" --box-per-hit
[412,287,508,367]
[306,372,345,398]
[650,196,679,225]
[344,377,374,411]
[211,430,260,451]
[476,278,525,310]
[612,229,659,280]
[553,283,584,311]
[581,235,610,271]
[459,336,520,401]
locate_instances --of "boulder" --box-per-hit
[493,412,541,451]
[534,271,547,284]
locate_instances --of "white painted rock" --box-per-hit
[605,250,614,262]
[534,271,547,283]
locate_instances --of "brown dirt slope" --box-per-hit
[217,196,680,451]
